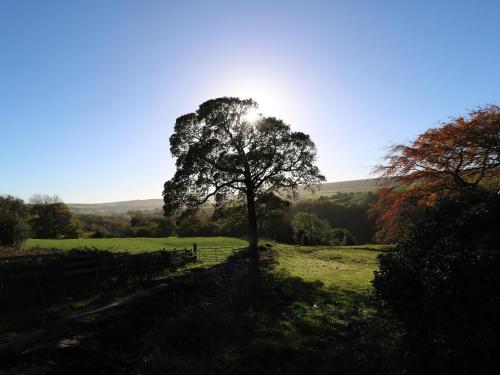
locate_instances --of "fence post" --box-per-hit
[94,248,99,287]
[193,243,197,260]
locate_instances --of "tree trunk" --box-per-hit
[246,191,258,257]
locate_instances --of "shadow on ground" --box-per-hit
[135,248,405,375]
[1,248,405,374]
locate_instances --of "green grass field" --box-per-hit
[24,236,248,252]
[274,244,382,294]
[13,237,397,373]
[22,237,383,292]
[139,243,396,374]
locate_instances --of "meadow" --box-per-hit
[6,236,399,373]
[136,242,399,374]
[274,244,384,294]
[24,236,248,252]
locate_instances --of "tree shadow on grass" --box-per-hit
[136,248,405,375]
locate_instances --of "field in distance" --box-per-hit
[24,236,248,252]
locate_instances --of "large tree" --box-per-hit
[163,97,324,254]
[29,194,80,239]
[0,195,31,248]
[371,105,500,242]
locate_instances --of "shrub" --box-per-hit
[291,212,332,245]
[79,214,130,237]
[0,195,31,248]
[372,189,500,373]
[329,228,357,246]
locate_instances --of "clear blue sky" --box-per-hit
[1,0,499,203]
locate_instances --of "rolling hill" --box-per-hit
[68,178,386,215]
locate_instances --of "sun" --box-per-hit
[242,108,260,124]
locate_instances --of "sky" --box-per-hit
[1,0,499,203]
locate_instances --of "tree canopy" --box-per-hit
[29,195,80,239]
[371,105,500,242]
[163,97,324,253]
[373,189,500,372]
[0,195,31,248]
[291,212,332,245]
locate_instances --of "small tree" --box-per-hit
[163,97,324,255]
[291,212,332,245]
[330,227,357,246]
[128,210,146,227]
[0,195,31,248]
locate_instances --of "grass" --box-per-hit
[137,244,402,374]
[4,241,401,373]
[23,236,248,252]
[274,244,382,294]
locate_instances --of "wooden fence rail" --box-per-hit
[0,245,246,310]
[0,248,196,309]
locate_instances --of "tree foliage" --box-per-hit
[163,97,324,253]
[291,212,332,245]
[371,105,500,242]
[294,193,375,244]
[0,195,31,248]
[78,213,174,238]
[29,195,80,239]
[329,227,357,246]
[373,189,500,373]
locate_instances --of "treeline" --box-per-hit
[0,191,378,248]
[153,191,376,244]
[81,191,375,244]
[79,211,175,238]
[0,194,79,248]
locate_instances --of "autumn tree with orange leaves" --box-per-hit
[371,105,500,242]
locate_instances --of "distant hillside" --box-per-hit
[298,178,382,198]
[69,199,163,215]
[69,178,387,215]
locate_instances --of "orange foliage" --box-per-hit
[371,105,500,242]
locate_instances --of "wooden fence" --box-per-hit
[0,244,247,310]
[0,248,196,309]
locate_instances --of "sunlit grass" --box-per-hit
[273,244,383,293]
[24,236,248,252]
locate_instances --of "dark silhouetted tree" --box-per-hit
[163,97,324,255]
[373,189,500,372]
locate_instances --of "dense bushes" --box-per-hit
[81,214,130,237]
[30,201,80,239]
[329,228,357,246]
[291,212,357,246]
[1,194,82,246]
[373,189,500,373]
[292,193,376,243]
[291,212,332,245]
[79,212,175,238]
[126,192,373,244]
[0,195,31,248]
